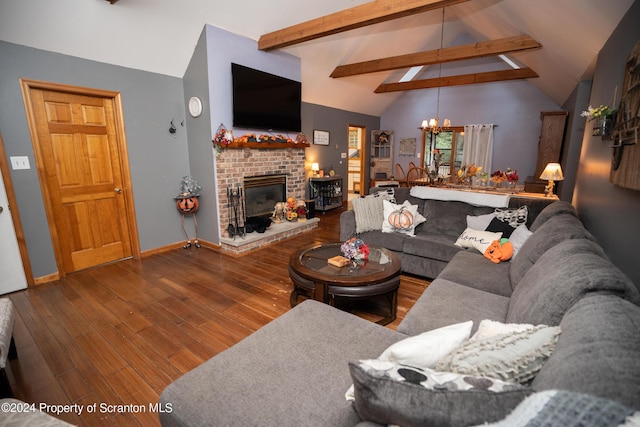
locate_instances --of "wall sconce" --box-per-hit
[539,162,564,197]
[311,162,320,176]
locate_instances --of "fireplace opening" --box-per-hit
[244,174,286,219]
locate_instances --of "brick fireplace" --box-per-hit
[215,145,318,254]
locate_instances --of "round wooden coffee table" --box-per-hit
[288,243,401,325]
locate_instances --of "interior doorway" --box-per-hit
[347,125,366,200]
[21,79,139,277]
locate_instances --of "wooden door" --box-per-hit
[21,79,138,275]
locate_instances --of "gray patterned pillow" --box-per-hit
[435,325,561,384]
[349,359,531,427]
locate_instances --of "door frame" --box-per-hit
[20,78,140,279]
[0,132,34,286]
[347,124,367,195]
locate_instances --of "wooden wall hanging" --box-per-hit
[611,40,640,190]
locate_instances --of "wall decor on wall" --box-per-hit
[610,40,640,191]
[313,129,330,145]
[399,137,416,156]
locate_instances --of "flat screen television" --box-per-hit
[232,63,302,133]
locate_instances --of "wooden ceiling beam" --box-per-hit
[331,35,541,78]
[258,0,471,51]
[375,67,539,93]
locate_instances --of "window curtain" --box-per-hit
[462,124,494,172]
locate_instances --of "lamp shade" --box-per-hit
[429,118,438,128]
[311,162,319,172]
[421,119,430,129]
[539,163,564,181]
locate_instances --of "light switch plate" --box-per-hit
[341,152,347,159]
[10,156,30,170]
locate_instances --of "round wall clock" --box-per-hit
[188,97,203,117]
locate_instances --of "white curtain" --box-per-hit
[462,124,494,172]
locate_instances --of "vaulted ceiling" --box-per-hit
[0,0,634,116]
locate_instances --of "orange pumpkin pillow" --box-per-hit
[484,238,514,263]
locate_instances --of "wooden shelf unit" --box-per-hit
[309,176,343,212]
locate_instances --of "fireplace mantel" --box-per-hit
[222,141,310,149]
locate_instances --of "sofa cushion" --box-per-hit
[378,321,473,370]
[435,325,561,384]
[398,278,511,336]
[509,214,596,286]
[480,390,639,427]
[351,189,396,233]
[531,294,640,410]
[529,200,578,232]
[349,360,531,427]
[421,200,494,238]
[354,229,406,252]
[438,251,513,297]
[159,300,406,427]
[507,239,639,326]
[403,232,462,262]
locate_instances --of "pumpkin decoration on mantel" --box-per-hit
[388,206,414,231]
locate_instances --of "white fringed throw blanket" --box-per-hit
[410,186,510,208]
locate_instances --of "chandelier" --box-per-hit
[421,8,450,135]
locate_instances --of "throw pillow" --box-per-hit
[486,217,517,238]
[435,325,561,384]
[467,212,496,230]
[494,206,528,228]
[455,228,503,254]
[378,321,473,370]
[349,360,531,427]
[471,320,536,341]
[509,224,532,260]
[382,200,426,236]
[352,189,395,233]
[474,390,639,427]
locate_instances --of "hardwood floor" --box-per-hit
[4,207,429,426]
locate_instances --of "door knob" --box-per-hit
[114,188,123,194]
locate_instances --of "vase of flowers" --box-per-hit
[581,105,616,137]
[456,164,482,187]
[506,168,519,190]
[491,170,507,187]
[341,237,370,263]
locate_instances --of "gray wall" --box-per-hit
[0,40,190,278]
[183,29,217,244]
[302,103,380,197]
[573,0,640,290]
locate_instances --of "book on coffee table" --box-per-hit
[328,255,350,267]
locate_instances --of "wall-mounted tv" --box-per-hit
[232,63,302,133]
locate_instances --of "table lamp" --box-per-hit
[539,162,564,197]
[311,163,320,176]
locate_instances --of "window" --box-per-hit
[421,127,464,180]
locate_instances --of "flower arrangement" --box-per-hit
[213,123,233,156]
[340,237,370,261]
[581,105,615,121]
[506,167,519,183]
[491,169,507,184]
[283,197,307,221]
[457,164,482,184]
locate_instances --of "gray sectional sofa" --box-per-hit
[159,199,640,427]
[340,187,556,279]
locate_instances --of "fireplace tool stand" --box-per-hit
[227,186,246,239]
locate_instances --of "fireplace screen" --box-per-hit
[244,175,286,218]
